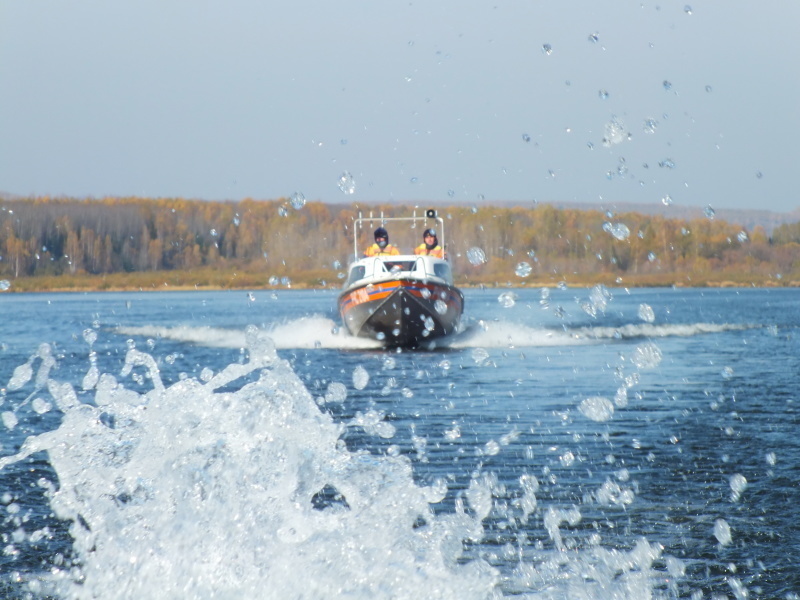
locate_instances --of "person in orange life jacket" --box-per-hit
[414,228,445,258]
[364,227,400,257]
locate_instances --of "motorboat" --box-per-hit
[338,210,464,347]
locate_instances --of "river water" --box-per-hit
[0,286,798,599]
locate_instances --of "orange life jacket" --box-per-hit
[414,243,444,258]
[364,243,400,257]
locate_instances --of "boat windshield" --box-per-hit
[346,265,366,286]
[382,261,416,273]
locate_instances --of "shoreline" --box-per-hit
[2,277,797,294]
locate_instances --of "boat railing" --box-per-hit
[412,256,430,279]
[351,209,446,261]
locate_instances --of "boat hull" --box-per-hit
[338,279,464,347]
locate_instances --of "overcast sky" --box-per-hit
[1,1,798,212]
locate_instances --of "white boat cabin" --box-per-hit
[344,254,454,289]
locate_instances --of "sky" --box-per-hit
[1,0,799,212]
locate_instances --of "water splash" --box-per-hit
[0,333,508,599]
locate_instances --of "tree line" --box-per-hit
[1,196,799,286]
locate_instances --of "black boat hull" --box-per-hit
[338,279,464,347]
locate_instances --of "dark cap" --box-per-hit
[374,227,388,240]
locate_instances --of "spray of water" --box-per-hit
[1,325,677,599]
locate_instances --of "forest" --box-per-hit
[2,195,800,291]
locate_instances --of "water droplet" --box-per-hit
[0,280,11,291]
[290,192,306,210]
[232,215,241,226]
[32,398,52,414]
[579,397,614,422]
[638,303,655,323]
[423,316,435,331]
[434,299,448,314]
[729,474,747,502]
[484,440,501,456]
[661,194,673,206]
[337,171,356,194]
[648,252,657,262]
[559,451,575,467]
[714,519,732,546]
[684,5,693,15]
[704,205,716,220]
[603,116,627,146]
[598,89,610,100]
[515,262,532,278]
[756,171,763,179]
[409,176,418,184]
[643,118,658,134]
[353,365,370,390]
[659,158,676,169]
[2,411,18,430]
[471,348,489,364]
[277,206,288,217]
[209,229,218,237]
[603,222,630,241]
[766,452,777,466]
[663,80,672,91]
[704,84,712,92]
[466,247,487,265]
[542,43,552,55]
[447,189,455,197]
[737,231,749,243]
[588,32,599,43]
[631,342,662,369]
[721,366,734,379]
[83,328,98,346]
[522,133,531,142]
[324,382,347,403]
[497,291,518,308]
[444,424,461,441]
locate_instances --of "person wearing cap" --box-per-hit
[364,227,400,257]
[414,228,445,258]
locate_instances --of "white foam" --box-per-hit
[117,316,381,350]
[444,320,584,349]
[577,322,749,340]
[117,318,747,353]
[0,329,675,599]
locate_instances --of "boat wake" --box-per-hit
[116,316,382,350]
[116,318,751,351]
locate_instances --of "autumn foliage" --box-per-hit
[1,196,799,289]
